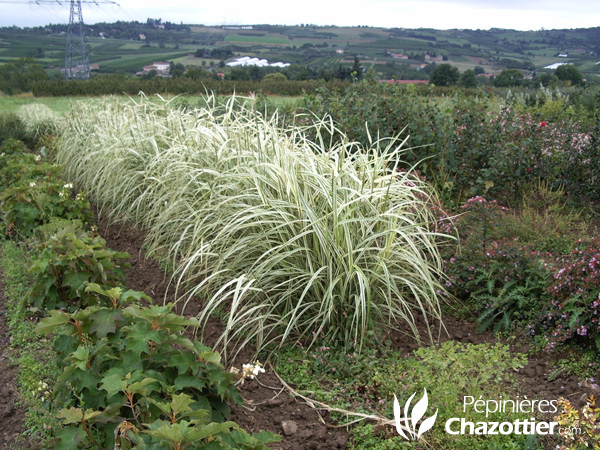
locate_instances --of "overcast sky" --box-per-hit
[1,0,599,31]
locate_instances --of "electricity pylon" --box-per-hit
[65,0,89,79]
[3,0,119,80]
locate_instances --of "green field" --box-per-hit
[1,23,600,78]
[224,33,290,45]
[0,95,78,114]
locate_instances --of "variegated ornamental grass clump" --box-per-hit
[16,103,64,145]
[57,94,450,359]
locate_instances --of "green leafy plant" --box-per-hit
[36,287,279,449]
[442,196,553,332]
[28,229,130,310]
[554,395,600,450]
[301,79,599,206]
[475,269,547,334]
[0,180,92,238]
[0,113,31,147]
[0,137,29,157]
[0,149,60,190]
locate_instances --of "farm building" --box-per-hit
[226,56,290,68]
[544,62,570,69]
[137,61,171,77]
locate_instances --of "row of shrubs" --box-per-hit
[0,115,279,448]
[27,74,349,97]
[6,97,600,354]
[440,193,600,354]
[301,79,600,207]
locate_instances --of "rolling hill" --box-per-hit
[1,21,599,79]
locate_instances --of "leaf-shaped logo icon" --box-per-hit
[417,409,438,440]
[411,388,428,433]
[393,394,410,440]
[392,388,438,441]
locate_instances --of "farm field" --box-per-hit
[1,23,600,78]
[0,83,599,449]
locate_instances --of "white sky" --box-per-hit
[1,0,599,31]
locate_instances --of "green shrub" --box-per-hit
[33,216,85,243]
[301,79,599,206]
[469,246,550,334]
[0,180,92,238]
[27,228,130,310]
[0,112,31,147]
[0,151,61,190]
[0,137,29,156]
[539,237,600,350]
[443,196,551,332]
[36,288,279,449]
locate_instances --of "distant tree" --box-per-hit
[0,57,48,94]
[317,67,332,81]
[555,64,584,86]
[459,69,478,88]
[142,69,157,79]
[227,67,250,81]
[169,61,185,78]
[535,71,558,87]
[474,65,485,75]
[184,66,206,80]
[332,64,353,81]
[351,55,362,80]
[283,64,314,81]
[420,62,436,76]
[263,72,287,83]
[247,66,262,81]
[429,63,459,86]
[493,68,524,87]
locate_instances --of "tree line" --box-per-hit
[428,63,588,88]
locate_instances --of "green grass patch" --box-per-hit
[0,240,58,444]
[225,34,290,45]
[0,96,76,115]
[273,340,537,450]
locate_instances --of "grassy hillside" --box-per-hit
[1,22,599,79]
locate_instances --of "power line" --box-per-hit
[0,1,118,4]
[2,0,118,80]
